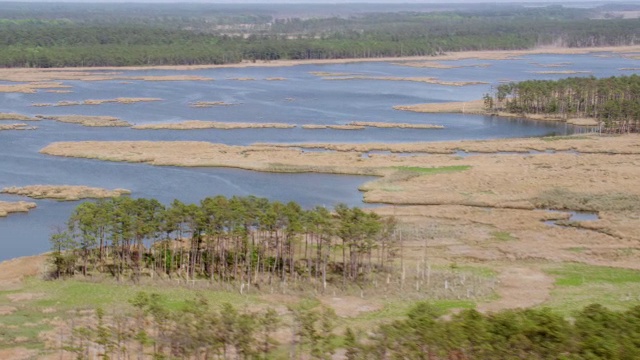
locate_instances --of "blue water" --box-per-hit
[0,52,637,260]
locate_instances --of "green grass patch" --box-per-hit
[393,165,471,174]
[542,263,640,314]
[25,277,261,312]
[491,231,516,242]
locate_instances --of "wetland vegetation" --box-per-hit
[2,1,640,358]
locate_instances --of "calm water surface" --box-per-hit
[0,52,637,260]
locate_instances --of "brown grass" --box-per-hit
[530,70,592,75]
[348,121,444,129]
[0,123,37,131]
[301,124,365,130]
[189,101,235,108]
[0,201,37,217]
[33,98,162,107]
[36,115,130,127]
[1,185,131,201]
[131,120,295,130]
[393,100,486,114]
[0,82,70,94]
[0,113,37,121]
[394,100,599,125]
[318,75,487,87]
[392,62,491,69]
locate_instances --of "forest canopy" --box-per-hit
[485,75,640,133]
[1,3,639,67]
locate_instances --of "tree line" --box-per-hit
[63,293,640,360]
[1,5,640,67]
[485,75,640,133]
[50,196,398,290]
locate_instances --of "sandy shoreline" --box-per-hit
[0,46,638,77]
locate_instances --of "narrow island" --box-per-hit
[36,115,131,127]
[1,185,131,201]
[0,201,37,217]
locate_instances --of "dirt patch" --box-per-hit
[36,115,130,127]
[477,267,554,312]
[1,185,131,201]
[0,201,37,218]
[132,120,295,130]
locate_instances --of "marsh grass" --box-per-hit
[534,188,640,212]
[543,263,640,313]
[393,165,471,174]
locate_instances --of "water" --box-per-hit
[0,52,637,260]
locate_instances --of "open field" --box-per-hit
[1,186,131,201]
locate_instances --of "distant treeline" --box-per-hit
[51,196,397,288]
[1,4,640,67]
[485,75,640,133]
[66,294,640,360]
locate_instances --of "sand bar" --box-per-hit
[1,185,131,201]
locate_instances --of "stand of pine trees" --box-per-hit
[485,75,640,133]
[50,196,398,289]
[61,294,640,360]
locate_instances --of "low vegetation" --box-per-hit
[1,185,131,201]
